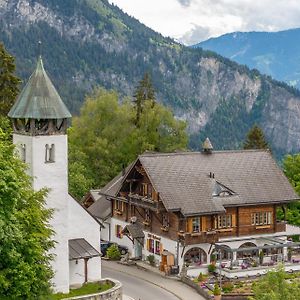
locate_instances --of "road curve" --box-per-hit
[102,263,180,300]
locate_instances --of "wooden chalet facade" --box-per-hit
[96,145,299,271]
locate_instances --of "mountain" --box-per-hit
[1,0,300,157]
[194,28,300,89]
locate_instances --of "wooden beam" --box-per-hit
[84,258,88,283]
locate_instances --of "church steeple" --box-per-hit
[8,55,71,135]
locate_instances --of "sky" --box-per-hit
[108,0,300,45]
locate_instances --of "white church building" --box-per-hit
[8,56,102,293]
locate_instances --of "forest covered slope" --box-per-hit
[1,0,300,157]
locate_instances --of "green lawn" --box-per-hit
[49,282,113,299]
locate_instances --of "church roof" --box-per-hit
[8,56,71,119]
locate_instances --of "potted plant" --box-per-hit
[147,254,156,266]
[208,263,216,273]
[213,283,222,300]
[210,253,217,265]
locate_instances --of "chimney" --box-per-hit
[202,137,213,154]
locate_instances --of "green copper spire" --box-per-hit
[8,56,72,119]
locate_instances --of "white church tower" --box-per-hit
[8,56,101,293]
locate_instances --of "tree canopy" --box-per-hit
[0,43,20,117]
[250,266,300,300]
[243,124,269,150]
[279,154,300,226]
[0,122,54,299]
[68,87,187,199]
[133,72,155,125]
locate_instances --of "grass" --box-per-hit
[50,282,113,300]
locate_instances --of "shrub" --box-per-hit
[106,244,121,260]
[147,254,155,266]
[213,283,221,296]
[222,282,234,293]
[208,263,216,273]
[198,272,206,282]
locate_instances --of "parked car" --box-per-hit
[100,240,128,256]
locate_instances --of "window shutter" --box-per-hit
[115,225,118,237]
[146,239,150,251]
[232,214,236,227]
[201,216,206,232]
[159,242,163,255]
[214,216,217,229]
[187,218,193,233]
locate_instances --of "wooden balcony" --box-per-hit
[275,221,286,232]
[128,193,165,212]
[179,230,220,245]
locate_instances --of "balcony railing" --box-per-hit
[128,193,165,211]
[275,221,286,232]
[179,230,220,245]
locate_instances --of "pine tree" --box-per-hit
[243,125,269,150]
[0,43,20,116]
[133,72,155,126]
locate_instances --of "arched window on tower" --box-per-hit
[45,144,55,163]
[20,144,26,162]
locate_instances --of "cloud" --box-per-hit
[180,24,211,45]
[109,0,300,45]
[176,0,192,7]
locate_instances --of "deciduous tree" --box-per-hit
[249,266,300,300]
[0,122,54,299]
[68,87,187,199]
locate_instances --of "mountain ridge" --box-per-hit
[1,0,300,157]
[194,28,300,89]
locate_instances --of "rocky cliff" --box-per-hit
[1,0,300,157]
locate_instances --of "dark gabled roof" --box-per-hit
[138,150,299,216]
[88,164,133,219]
[122,223,145,239]
[8,56,71,119]
[68,238,100,260]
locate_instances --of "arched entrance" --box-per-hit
[219,245,232,260]
[237,242,258,259]
[184,247,207,265]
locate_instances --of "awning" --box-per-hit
[69,238,100,260]
[122,223,145,239]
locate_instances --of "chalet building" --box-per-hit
[8,55,101,293]
[90,141,300,276]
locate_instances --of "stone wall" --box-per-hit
[63,279,122,300]
[181,276,211,299]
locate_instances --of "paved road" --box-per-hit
[103,265,180,300]
[102,260,205,300]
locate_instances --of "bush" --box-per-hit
[198,272,206,282]
[147,254,155,266]
[213,283,221,296]
[106,244,121,260]
[208,263,216,273]
[222,282,234,293]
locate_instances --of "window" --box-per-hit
[145,209,151,223]
[20,144,26,162]
[45,144,55,163]
[251,212,272,225]
[192,217,201,232]
[162,214,169,227]
[146,238,161,255]
[217,215,232,229]
[114,200,124,213]
[141,183,153,198]
[115,224,123,238]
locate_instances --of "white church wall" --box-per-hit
[68,195,102,284]
[13,133,70,293]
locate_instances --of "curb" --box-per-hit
[105,263,183,300]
